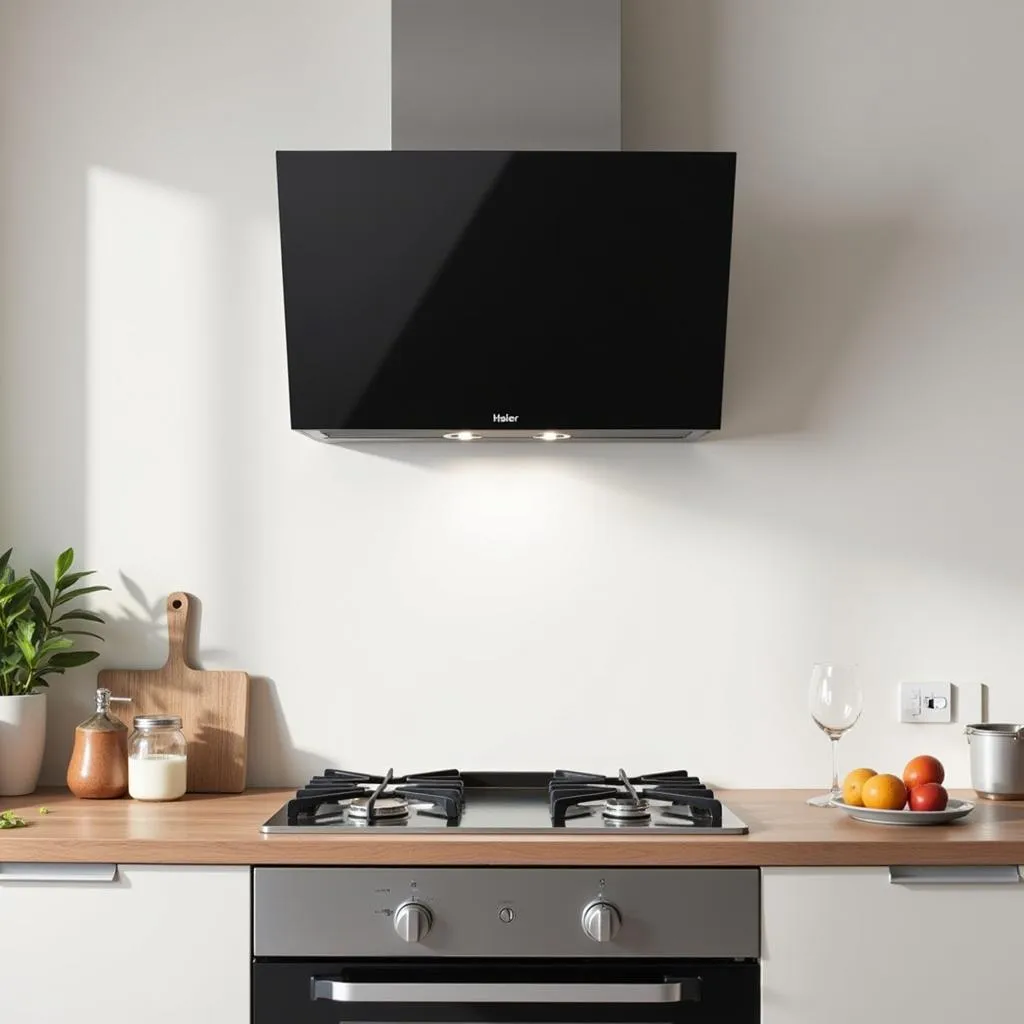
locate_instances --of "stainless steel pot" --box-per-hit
[966,723,1024,799]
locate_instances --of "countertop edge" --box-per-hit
[2,788,1023,868]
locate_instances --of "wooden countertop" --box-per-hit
[2,788,1024,866]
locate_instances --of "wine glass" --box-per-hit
[807,663,862,807]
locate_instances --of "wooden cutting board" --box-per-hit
[99,592,250,793]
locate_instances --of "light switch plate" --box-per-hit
[899,681,953,723]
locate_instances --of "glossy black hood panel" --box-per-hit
[277,151,736,441]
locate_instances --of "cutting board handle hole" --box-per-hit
[172,598,183,609]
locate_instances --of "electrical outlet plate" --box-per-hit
[899,681,953,724]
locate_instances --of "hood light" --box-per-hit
[534,431,571,441]
[443,431,481,441]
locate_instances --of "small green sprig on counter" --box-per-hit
[0,810,27,829]
[0,547,110,696]
[38,806,50,815]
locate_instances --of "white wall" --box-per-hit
[2,0,1024,789]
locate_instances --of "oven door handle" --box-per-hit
[311,980,691,1004]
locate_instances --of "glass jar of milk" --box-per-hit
[128,715,188,801]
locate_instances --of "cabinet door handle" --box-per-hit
[889,865,1021,885]
[0,863,117,883]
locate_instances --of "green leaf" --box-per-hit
[47,650,101,669]
[0,810,27,829]
[0,576,34,606]
[55,548,74,580]
[5,590,34,621]
[58,630,104,642]
[29,570,51,607]
[54,585,111,607]
[0,548,11,578]
[54,609,106,625]
[54,570,95,593]
[38,807,50,815]
[14,632,37,666]
[39,636,73,656]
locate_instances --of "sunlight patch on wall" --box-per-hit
[85,167,223,599]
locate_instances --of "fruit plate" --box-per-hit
[832,798,975,826]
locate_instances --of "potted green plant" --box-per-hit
[0,547,109,795]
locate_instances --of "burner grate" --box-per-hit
[549,768,724,827]
[286,768,465,826]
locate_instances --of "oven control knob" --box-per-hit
[394,901,433,943]
[581,900,621,942]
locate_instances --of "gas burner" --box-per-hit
[349,795,409,821]
[602,797,651,820]
[550,767,724,827]
[286,767,464,826]
[602,770,651,819]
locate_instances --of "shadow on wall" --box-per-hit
[45,576,326,787]
[246,675,332,787]
[107,581,327,787]
[98,576,234,673]
[722,207,924,439]
[622,0,716,150]
[622,3,926,440]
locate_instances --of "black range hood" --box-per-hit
[277,150,736,442]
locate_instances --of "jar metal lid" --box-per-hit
[133,714,183,729]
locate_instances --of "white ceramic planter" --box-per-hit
[0,692,47,795]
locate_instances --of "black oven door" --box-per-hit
[252,960,759,1023]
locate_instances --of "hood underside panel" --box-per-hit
[310,428,713,442]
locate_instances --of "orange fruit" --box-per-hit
[841,768,877,807]
[861,773,907,810]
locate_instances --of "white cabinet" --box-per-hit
[763,866,1024,1023]
[0,865,249,1024]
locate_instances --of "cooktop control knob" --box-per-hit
[394,901,433,943]
[581,900,621,943]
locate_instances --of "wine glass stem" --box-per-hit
[830,736,840,797]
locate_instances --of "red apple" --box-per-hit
[903,755,945,792]
[909,782,948,812]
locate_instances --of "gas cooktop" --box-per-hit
[260,768,748,834]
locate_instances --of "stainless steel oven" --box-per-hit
[252,868,760,1023]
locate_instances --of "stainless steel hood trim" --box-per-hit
[312,980,684,1004]
[305,429,713,443]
